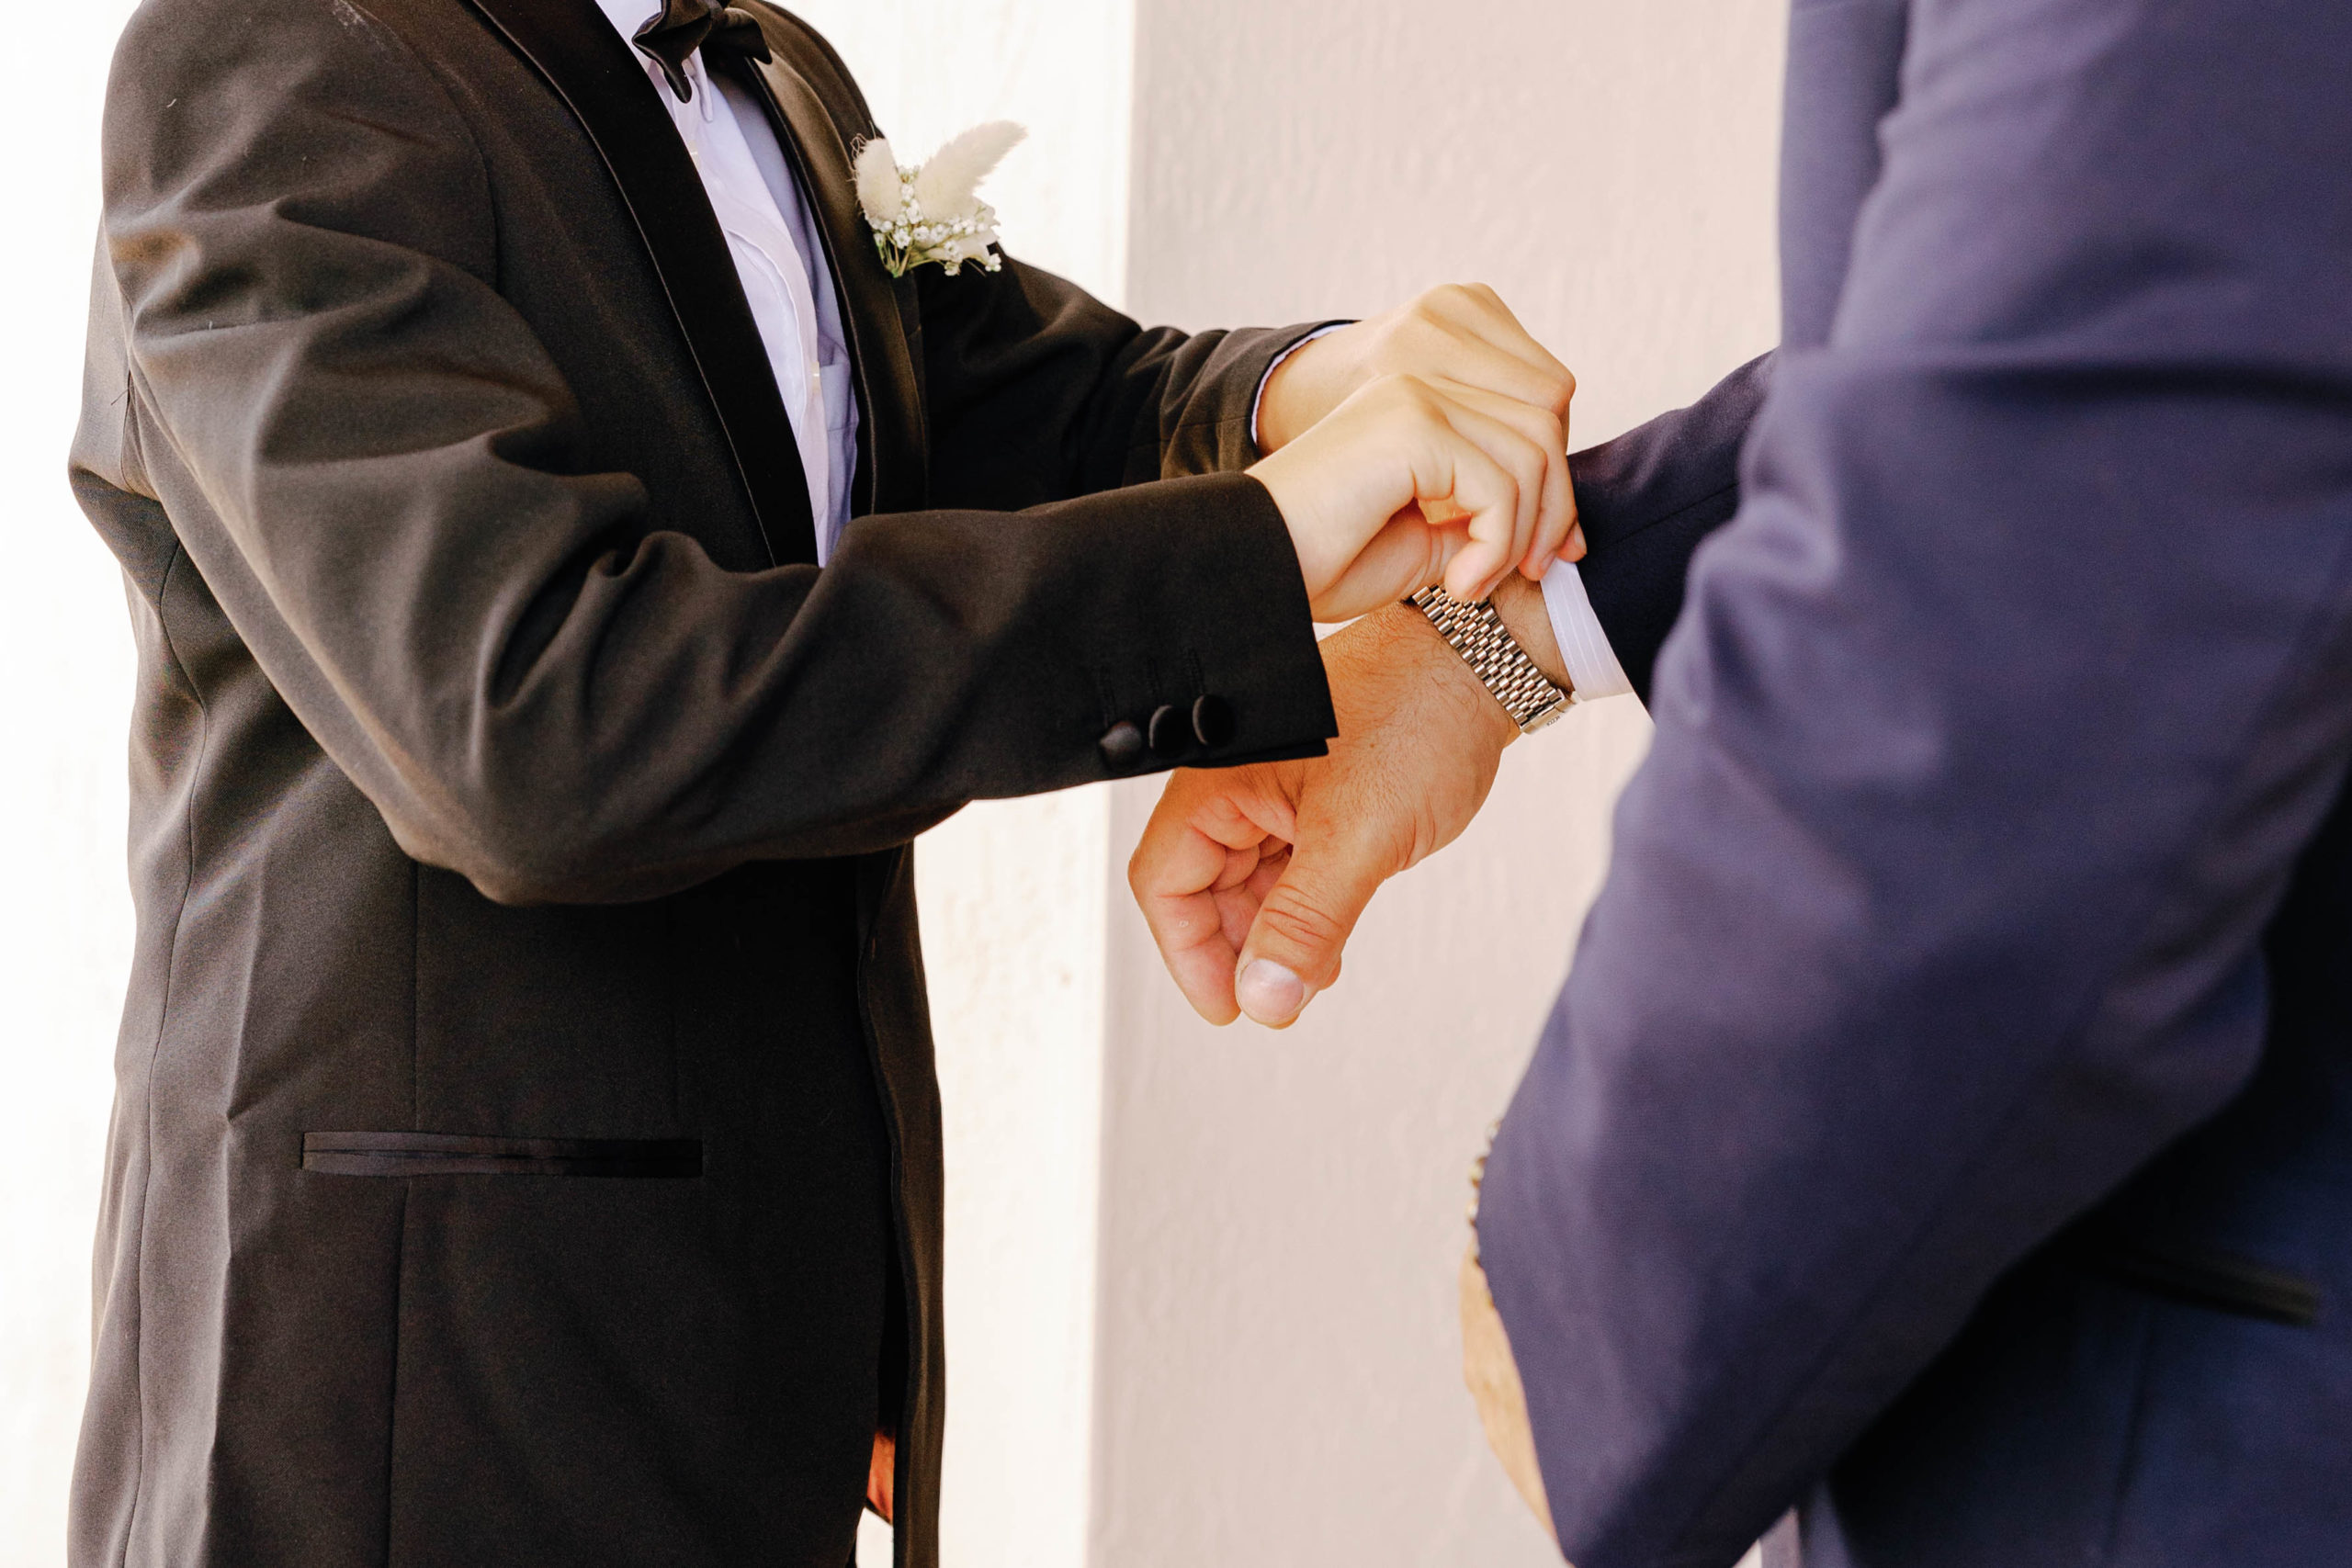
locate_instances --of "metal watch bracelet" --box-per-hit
[1406,586,1575,735]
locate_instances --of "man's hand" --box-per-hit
[1247,283,1585,616]
[1250,375,1580,618]
[1129,604,1524,1026]
[867,1430,895,1524]
[1258,284,1578,461]
[1462,1245,1558,1542]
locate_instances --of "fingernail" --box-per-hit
[1564,522,1587,559]
[1236,959,1310,1025]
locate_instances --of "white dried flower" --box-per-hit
[854,121,1026,278]
[853,137,904,227]
[913,121,1025,221]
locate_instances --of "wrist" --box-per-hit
[1490,574,1571,691]
[1380,604,1521,754]
[1255,325,1359,454]
[1404,583,1574,738]
[1243,457,1340,602]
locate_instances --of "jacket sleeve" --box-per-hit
[1476,1,2352,1563]
[911,250,1340,508]
[90,0,1333,908]
[1566,355,1773,703]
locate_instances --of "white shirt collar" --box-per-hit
[590,0,663,53]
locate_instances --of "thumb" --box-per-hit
[1232,832,1391,1027]
[1307,509,1467,622]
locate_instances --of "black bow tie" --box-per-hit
[632,0,773,103]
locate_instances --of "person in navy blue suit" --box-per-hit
[1131,0,2352,1562]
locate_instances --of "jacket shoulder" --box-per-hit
[748,4,884,139]
[103,0,491,271]
[108,0,480,160]
[115,0,435,85]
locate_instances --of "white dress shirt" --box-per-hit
[595,5,1629,699]
[594,0,858,561]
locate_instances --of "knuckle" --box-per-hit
[1388,374,1440,415]
[1258,883,1345,949]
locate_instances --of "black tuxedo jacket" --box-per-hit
[66,0,1751,1562]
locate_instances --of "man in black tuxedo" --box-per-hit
[66,0,1600,1563]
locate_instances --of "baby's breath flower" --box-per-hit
[852,123,1025,278]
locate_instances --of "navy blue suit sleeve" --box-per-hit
[1567,355,1773,702]
[1477,2,2352,1564]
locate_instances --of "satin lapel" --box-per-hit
[735,42,929,517]
[462,0,819,565]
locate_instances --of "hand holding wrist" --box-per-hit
[1255,283,1577,457]
[1249,375,1577,620]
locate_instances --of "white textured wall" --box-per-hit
[1092,3,1786,1564]
[2,4,144,1564]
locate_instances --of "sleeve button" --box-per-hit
[1148,704,1194,761]
[1191,694,1235,749]
[1099,720,1146,770]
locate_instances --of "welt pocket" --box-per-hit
[302,1132,702,1179]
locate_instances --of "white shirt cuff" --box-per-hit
[1539,558,1634,703]
[1249,323,1351,451]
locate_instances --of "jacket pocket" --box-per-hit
[303,1132,701,1179]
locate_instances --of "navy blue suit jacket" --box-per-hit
[1482,0,2352,1564]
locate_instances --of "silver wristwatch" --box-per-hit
[1407,586,1575,735]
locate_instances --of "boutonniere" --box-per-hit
[854,121,1026,278]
